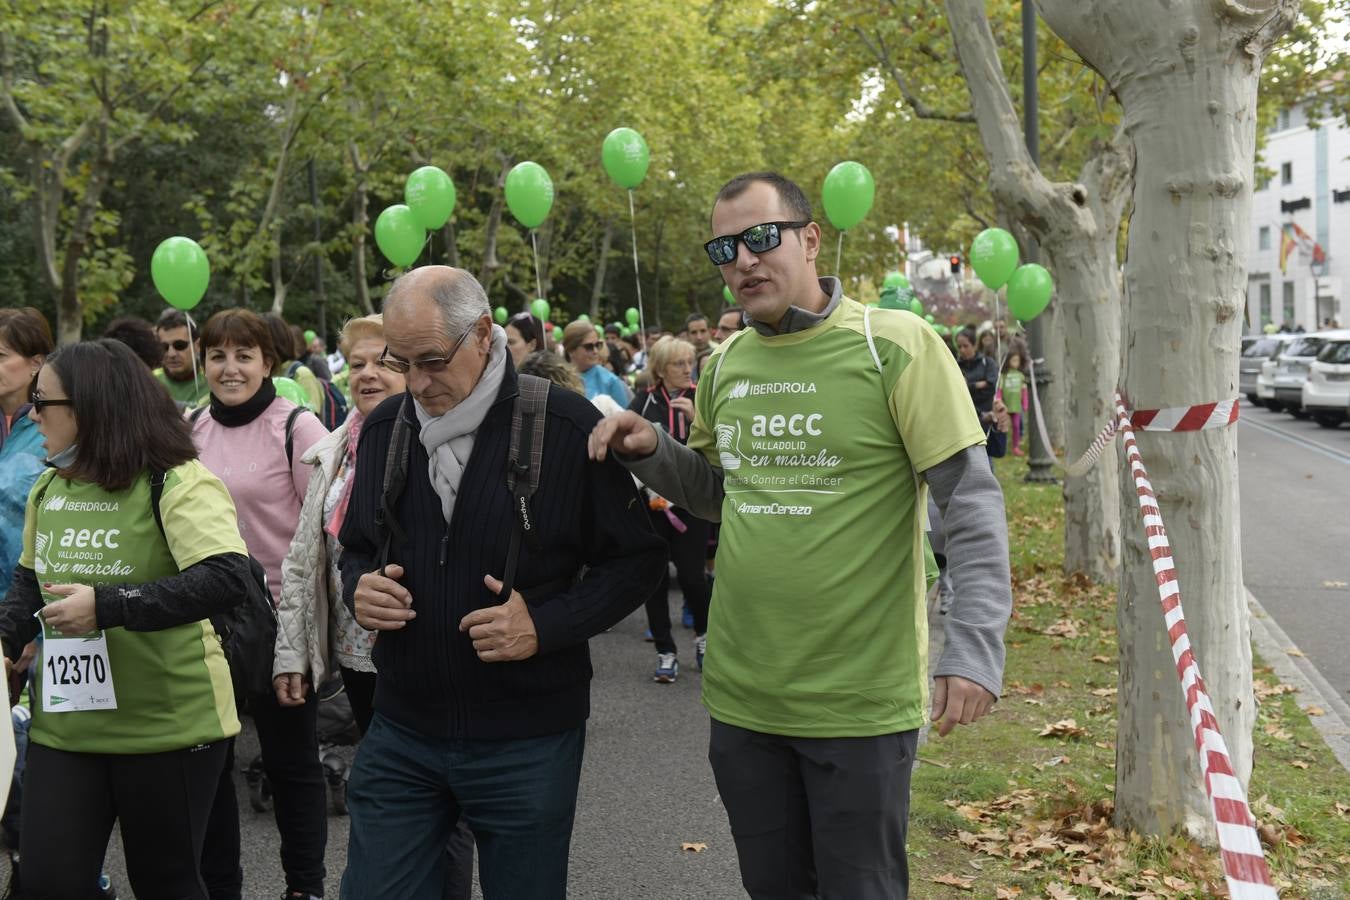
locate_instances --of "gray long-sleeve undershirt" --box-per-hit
[623,432,1011,698]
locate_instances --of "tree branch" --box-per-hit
[853,26,975,123]
[0,32,29,133]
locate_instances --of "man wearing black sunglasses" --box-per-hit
[153,308,209,407]
[591,172,1011,900]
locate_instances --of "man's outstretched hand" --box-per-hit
[931,675,996,737]
[588,411,658,463]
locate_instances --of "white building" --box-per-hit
[1245,98,1349,333]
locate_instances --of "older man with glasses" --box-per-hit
[591,171,1012,900]
[335,266,664,900]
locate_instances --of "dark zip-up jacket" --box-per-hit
[338,366,665,741]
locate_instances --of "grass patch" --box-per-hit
[907,455,1350,898]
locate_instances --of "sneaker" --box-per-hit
[682,604,694,629]
[643,628,653,642]
[695,635,706,671]
[98,874,117,900]
[654,653,679,683]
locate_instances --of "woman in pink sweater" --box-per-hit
[191,309,331,900]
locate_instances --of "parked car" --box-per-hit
[1302,338,1350,428]
[1256,334,1300,410]
[1241,335,1290,406]
[1272,330,1350,417]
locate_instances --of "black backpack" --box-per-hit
[286,360,348,431]
[375,375,549,601]
[147,472,278,700]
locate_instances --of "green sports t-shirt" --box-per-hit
[690,298,986,737]
[20,461,244,753]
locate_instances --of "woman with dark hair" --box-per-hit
[192,309,330,900]
[102,316,164,371]
[0,339,252,899]
[0,308,54,583]
[262,313,325,414]
[504,312,545,368]
[628,337,710,683]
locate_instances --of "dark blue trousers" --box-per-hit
[340,713,585,900]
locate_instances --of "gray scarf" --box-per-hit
[414,325,508,524]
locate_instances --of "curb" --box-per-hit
[1246,588,1350,774]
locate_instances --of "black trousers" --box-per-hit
[644,508,711,655]
[202,690,328,898]
[708,719,918,900]
[339,666,475,900]
[20,739,227,900]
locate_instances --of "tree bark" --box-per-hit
[441,219,460,269]
[348,141,373,315]
[477,157,511,292]
[945,0,1128,582]
[1037,0,1298,838]
[589,218,614,320]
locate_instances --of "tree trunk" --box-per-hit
[478,158,511,292]
[270,233,288,316]
[945,0,1129,583]
[1037,0,1298,838]
[54,128,114,344]
[589,218,614,320]
[441,219,459,269]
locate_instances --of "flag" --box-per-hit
[1287,221,1327,265]
[1279,226,1297,274]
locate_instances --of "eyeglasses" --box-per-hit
[160,339,192,353]
[29,391,73,414]
[578,341,602,352]
[704,221,809,266]
[378,326,474,374]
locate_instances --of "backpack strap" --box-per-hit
[149,470,169,536]
[498,374,549,601]
[375,394,414,572]
[286,360,303,379]
[283,406,306,469]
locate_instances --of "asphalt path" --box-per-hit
[91,591,743,899]
[1237,400,1350,707]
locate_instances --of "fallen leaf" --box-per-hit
[1090,687,1117,697]
[917,756,952,769]
[1162,875,1194,891]
[1044,882,1076,900]
[680,841,707,853]
[1039,719,1087,739]
[1322,580,1347,588]
[1043,618,1083,639]
[1090,655,1113,664]
[931,873,975,890]
[1305,705,1325,716]
[1286,648,1306,657]
[1034,755,1071,770]
[995,888,1022,899]
[1262,722,1292,740]
[1289,759,1310,769]
[1334,801,1349,817]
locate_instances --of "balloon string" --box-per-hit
[186,311,201,401]
[628,189,647,342]
[835,232,844,277]
[530,230,543,302]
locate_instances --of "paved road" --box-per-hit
[1238,400,1350,707]
[93,593,743,899]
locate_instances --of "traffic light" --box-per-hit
[949,255,962,274]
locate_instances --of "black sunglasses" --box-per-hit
[378,325,474,375]
[704,221,809,266]
[160,339,192,353]
[30,391,73,414]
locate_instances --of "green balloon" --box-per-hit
[878,287,902,310]
[1007,264,1054,321]
[151,236,210,310]
[935,324,950,336]
[909,297,924,316]
[821,161,875,231]
[601,127,650,190]
[577,314,590,323]
[530,298,551,322]
[505,161,554,229]
[969,228,1020,290]
[272,376,314,411]
[625,307,639,326]
[405,166,457,230]
[374,204,425,267]
[883,271,909,290]
[494,306,508,325]
[924,314,935,324]
[722,285,734,305]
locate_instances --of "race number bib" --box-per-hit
[42,631,117,714]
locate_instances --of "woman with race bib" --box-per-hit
[0,339,253,899]
[192,309,330,900]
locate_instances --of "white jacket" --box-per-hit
[273,420,373,685]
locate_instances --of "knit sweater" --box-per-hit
[338,366,666,741]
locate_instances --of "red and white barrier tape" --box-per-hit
[1114,392,1277,899]
[1060,396,1241,476]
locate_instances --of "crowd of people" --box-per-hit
[0,170,1011,900]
